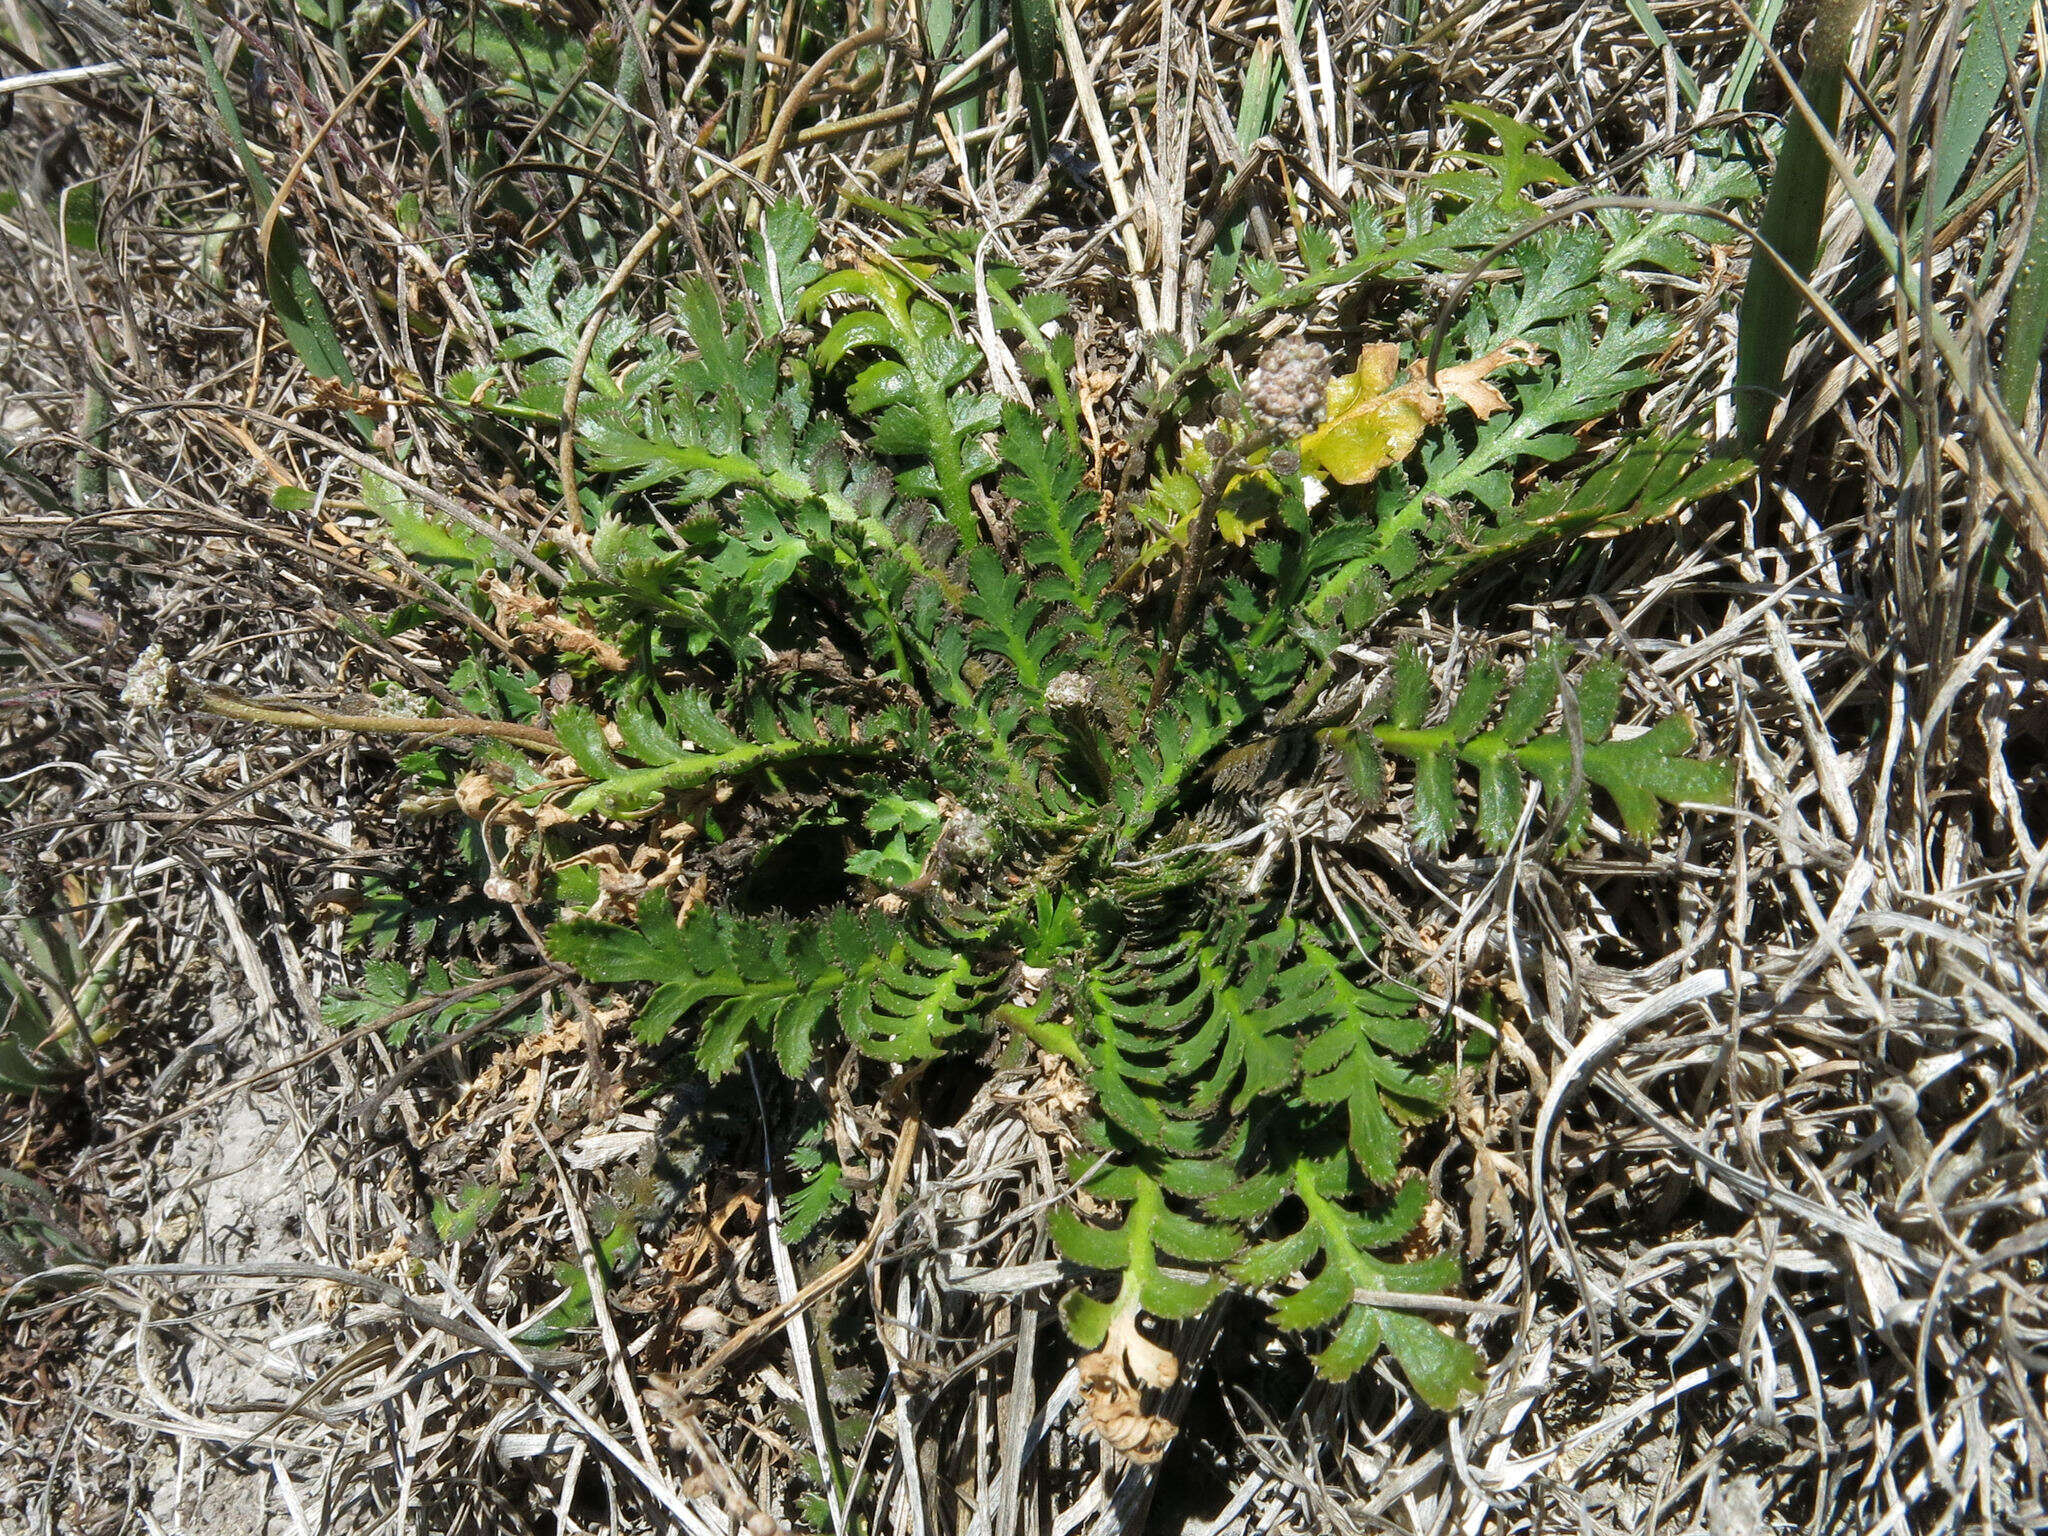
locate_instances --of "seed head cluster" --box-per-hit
[1045,672,1096,711]
[1246,337,1332,439]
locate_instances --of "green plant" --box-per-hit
[1010,0,1060,165]
[242,140,1747,1430]
[181,0,357,407]
[1732,0,1876,447]
[0,878,138,1094]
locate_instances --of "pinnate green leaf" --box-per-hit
[1379,1309,1487,1410]
[1049,1207,1131,1271]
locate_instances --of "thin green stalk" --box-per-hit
[732,0,768,153]
[1204,30,1289,296]
[0,437,70,514]
[194,687,563,752]
[180,0,372,441]
[1148,426,1283,718]
[1622,0,1701,111]
[72,382,108,508]
[993,280,1080,455]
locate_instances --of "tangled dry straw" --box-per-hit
[2,1,2045,1533]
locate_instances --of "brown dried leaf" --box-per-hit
[1075,1307,1185,1462]
[478,570,630,671]
[1422,338,1546,420]
[1457,1090,1529,1261]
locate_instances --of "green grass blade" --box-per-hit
[1998,101,2048,419]
[1720,0,1787,112]
[1983,80,2048,582]
[1733,0,1872,447]
[0,435,72,514]
[1622,0,1701,111]
[181,1,355,392]
[1207,31,1299,300]
[925,0,990,150]
[1926,0,2032,228]
[1012,0,1059,164]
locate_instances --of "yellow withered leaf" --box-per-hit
[1298,339,1543,486]
[1326,342,1404,412]
[1296,345,1427,486]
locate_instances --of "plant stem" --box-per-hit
[1148,427,1280,718]
[193,687,561,752]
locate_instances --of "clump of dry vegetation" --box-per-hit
[3,2,2046,1534]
